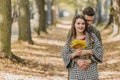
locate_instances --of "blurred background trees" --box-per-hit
[0,0,25,63]
[10,0,120,36]
[112,0,120,36]
[0,0,120,61]
[18,0,34,44]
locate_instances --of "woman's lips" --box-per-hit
[78,27,84,30]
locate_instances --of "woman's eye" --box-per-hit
[77,23,80,25]
[82,23,85,25]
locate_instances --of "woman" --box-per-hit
[62,15,103,80]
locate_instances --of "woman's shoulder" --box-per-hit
[86,32,98,40]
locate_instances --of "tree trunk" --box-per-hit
[34,0,41,35]
[35,0,47,35]
[47,0,52,26]
[40,0,47,33]
[103,0,111,24]
[95,0,102,25]
[18,0,34,44]
[0,0,25,64]
[0,0,12,57]
[51,0,57,26]
[112,0,120,36]
[104,0,113,29]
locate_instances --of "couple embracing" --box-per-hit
[62,6,103,80]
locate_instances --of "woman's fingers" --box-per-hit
[77,59,84,66]
[75,49,82,56]
[76,49,86,56]
[78,64,87,70]
[77,59,88,70]
[81,50,87,56]
[77,59,90,70]
[84,60,91,66]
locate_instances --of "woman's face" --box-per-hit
[75,18,85,33]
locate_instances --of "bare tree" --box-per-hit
[18,0,34,44]
[35,0,47,35]
[95,0,102,25]
[0,0,12,57]
[0,0,25,63]
[104,0,113,29]
[51,0,57,26]
[112,0,120,36]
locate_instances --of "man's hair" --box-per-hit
[83,6,95,16]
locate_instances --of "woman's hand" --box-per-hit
[70,49,82,59]
[75,49,83,56]
[71,49,93,59]
[80,50,93,56]
[84,59,91,66]
[74,49,87,56]
[76,59,86,70]
[77,59,91,70]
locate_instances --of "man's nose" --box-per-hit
[88,21,92,24]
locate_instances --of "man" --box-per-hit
[83,6,102,43]
[67,6,102,43]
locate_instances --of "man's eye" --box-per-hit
[86,20,93,21]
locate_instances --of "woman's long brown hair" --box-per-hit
[67,15,88,47]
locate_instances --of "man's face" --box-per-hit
[84,15,94,27]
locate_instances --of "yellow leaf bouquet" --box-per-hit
[71,39,87,49]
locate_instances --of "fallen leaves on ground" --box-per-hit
[0,27,120,80]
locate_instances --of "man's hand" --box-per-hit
[77,59,91,70]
